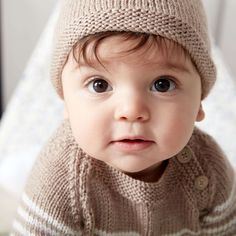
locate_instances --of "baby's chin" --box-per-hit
[81,148,167,177]
[106,158,159,173]
[109,160,165,175]
[124,162,163,173]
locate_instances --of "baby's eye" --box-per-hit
[87,78,112,93]
[151,76,176,93]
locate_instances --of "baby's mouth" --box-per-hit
[120,139,144,142]
[111,138,154,151]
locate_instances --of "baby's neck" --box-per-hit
[125,160,168,183]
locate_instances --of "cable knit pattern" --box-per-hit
[11,120,236,235]
[51,0,216,99]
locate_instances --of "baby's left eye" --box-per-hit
[150,76,176,93]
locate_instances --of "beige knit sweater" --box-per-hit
[11,120,236,235]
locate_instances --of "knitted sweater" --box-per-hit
[11,120,236,236]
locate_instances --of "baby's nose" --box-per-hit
[114,94,150,122]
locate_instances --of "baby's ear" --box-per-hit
[196,103,205,122]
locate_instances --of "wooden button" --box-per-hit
[195,176,209,191]
[177,146,192,164]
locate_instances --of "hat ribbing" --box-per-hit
[51,0,216,99]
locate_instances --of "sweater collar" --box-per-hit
[89,155,179,205]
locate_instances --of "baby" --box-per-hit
[11,0,236,235]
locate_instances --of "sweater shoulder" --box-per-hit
[28,119,77,185]
[189,127,235,208]
[190,127,234,178]
[19,120,83,232]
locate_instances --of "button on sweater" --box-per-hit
[11,120,236,235]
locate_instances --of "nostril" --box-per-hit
[119,116,145,121]
[137,116,144,121]
[114,107,150,122]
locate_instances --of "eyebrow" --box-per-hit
[77,59,193,74]
[155,61,192,74]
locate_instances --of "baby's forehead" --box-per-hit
[77,35,193,72]
[97,35,186,58]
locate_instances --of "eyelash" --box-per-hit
[150,76,177,93]
[85,76,178,94]
[86,77,112,93]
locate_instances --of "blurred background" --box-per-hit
[0,0,236,235]
[0,0,57,114]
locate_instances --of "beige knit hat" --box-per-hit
[51,0,216,99]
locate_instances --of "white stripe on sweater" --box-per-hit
[17,206,79,236]
[163,228,200,236]
[202,215,236,235]
[14,217,56,236]
[203,174,236,223]
[163,215,236,236]
[94,213,235,236]
[12,220,36,236]
[95,229,140,236]
[21,192,79,236]
[15,206,141,236]
[203,196,236,224]
[20,192,236,236]
[212,173,236,213]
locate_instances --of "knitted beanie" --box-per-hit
[51,0,216,99]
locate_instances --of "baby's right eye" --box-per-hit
[87,78,112,93]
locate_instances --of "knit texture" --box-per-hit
[11,120,236,235]
[51,0,216,99]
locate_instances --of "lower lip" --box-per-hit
[111,140,154,152]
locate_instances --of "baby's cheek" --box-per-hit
[72,122,90,143]
[160,115,194,154]
[70,119,101,154]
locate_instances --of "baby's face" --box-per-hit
[62,35,204,173]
